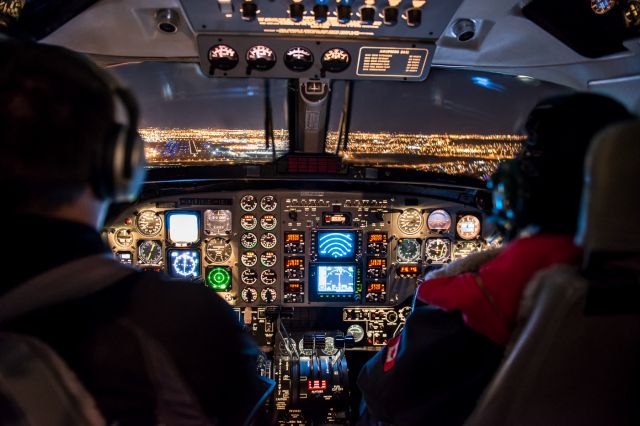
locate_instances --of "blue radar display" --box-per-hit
[317,231,355,259]
[168,249,201,279]
[317,265,355,294]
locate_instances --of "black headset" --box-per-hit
[0,34,146,202]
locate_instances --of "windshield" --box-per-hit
[111,62,289,166]
[112,62,572,179]
[327,70,573,180]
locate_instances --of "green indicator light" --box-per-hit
[206,267,232,292]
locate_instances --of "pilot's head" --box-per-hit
[0,39,145,216]
[489,93,633,240]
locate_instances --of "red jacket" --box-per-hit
[417,234,582,346]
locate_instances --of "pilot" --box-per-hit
[0,39,265,425]
[357,93,634,426]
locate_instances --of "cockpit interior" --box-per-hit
[1,0,639,424]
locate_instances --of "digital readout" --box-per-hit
[285,258,304,268]
[367,232,387,243]
[367,283,385,292]
[367,258,387,268]
[285,282,303,292]
[398,265,420,275]
[322,212,352,226]
[285,232,305,243]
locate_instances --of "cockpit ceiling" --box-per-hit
[19,0,639,107]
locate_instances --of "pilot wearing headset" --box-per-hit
[357,93,634,426]
[0,39,265,425]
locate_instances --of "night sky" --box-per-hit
[112,62,572,135]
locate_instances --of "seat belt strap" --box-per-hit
[0,253,136,324]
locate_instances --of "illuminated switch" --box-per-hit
[241,1,258,21]
[314,1,329,23]
[360,6,376,24]
[289,2,305,22]
[382,6,398,25]
[406,7,421,27]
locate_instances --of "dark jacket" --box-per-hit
[0,214,262,425]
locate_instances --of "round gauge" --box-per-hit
[208,44,239,71]
[284,46,314,71]
[241,268,258,285]
[298,338,313,356]
[115,229,133,247]
[260,195,278,212]
[240,195,258,212]
[346,324,365,343]
[260,214,277,231]
[138,240,163,265]
[205,237,232,263]
[260,232,277,249]
[241,251,258,267]
[260,251,277,267]
[427,209,452,232]
[241,232,258,249]
[260,287,277,303]
[396,238,421,263]
[425,238,450,264]
[321,48,351,73]
[171,252,199,278]
[240,214,258,230]
[453,240,483,260]
[398,208,423,235]
[204,209,232,236]
[591,0,616,14]
[241,287,258,303]
[136,210,162,237]
[261,269,277,285]
[457,215,481,240]
[246,45,277,71]
[322,336,339,356]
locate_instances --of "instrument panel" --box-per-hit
[105,190,494,309]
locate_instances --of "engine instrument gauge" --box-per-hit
[591,0,616,14]
[136,210,162,237]
[260,195,278,212]
[261,287,277,303]
[284,46,314,71]
[396,238,421,263]
[204,209,232,236]
[398,208,423,235]
[241,268,258,285]
[457,215,481,240]
[138,240,163,265]
[260,214,277,231]
[241,287,258,303]
[205,237,232,263]
[261,269,277,286]
[260,232,277,249]
[260,251,277,267]
[240,214,258,230]
[240,195,258,212]
[115,229,133,247]
[427,209,452,232]
[241,233,258,249]
[321,48,351,73]
[425,238,450,264]
[241,251,258,267]
[246,45,276,71]
[208,44,239,70]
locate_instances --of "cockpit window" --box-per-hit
[110,62,289,166]
[327,69,573,180]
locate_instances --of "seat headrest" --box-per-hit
[575,120,640,254]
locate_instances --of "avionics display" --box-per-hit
[168,249,201,279]
[317,231,356,260]
[317,265,356,294]
[166,211,200,244]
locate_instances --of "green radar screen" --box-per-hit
[206,266,232,292]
